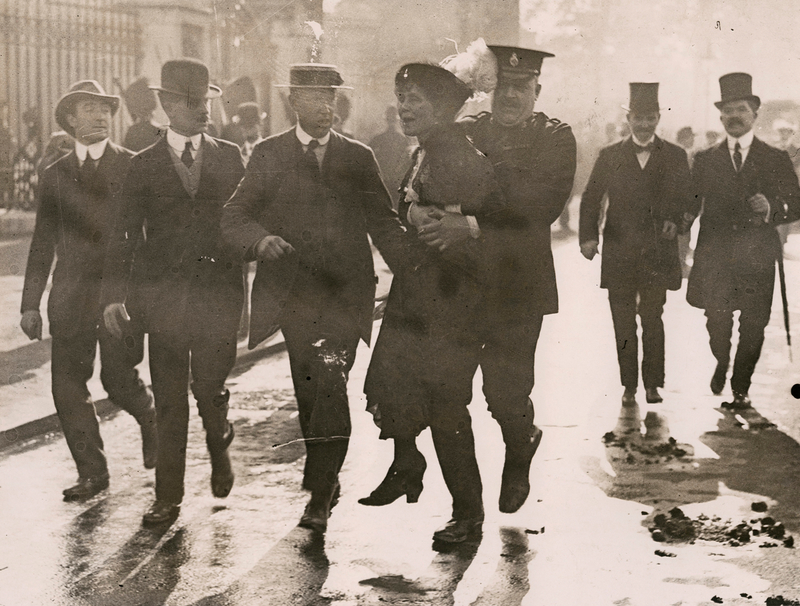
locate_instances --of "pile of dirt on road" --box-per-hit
[602,431,694,464]
[766,596,800,605]
[647,505,795,548]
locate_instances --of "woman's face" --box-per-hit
[395,83,440,139]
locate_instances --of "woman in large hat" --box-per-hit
[360,42,504,543]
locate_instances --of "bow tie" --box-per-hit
[633,142,655,153]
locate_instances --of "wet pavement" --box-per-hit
[1,229,800,605]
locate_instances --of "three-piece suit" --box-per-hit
[21,142,153,480]
[102,134,245,504]
[580,136,692,391]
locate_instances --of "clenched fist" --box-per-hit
[20,310,42,340]
[255,235,295,261]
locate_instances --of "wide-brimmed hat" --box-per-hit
[488,45,554,80]
[55,80,120,137]
[715,72,760,110]
[276,64,352,89]
[622,82,660,114]
[395,63,472,112]
[150,58,222,99]
[234,102,266,128]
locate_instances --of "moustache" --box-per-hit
[726,118,744,126]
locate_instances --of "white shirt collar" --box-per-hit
[167,128,202,153]
[295,123,330,147]
[75,138,109,163]
[631,134,655,147]
[727,129,754,150]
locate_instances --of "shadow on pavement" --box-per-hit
[0,337,51,382]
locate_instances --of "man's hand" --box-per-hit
[20,310,42,340]
[104,303,130,340]
[748,193,770,218]
[255,235,295,261]
[418,208,472,251]
[660,220,677,240]
[580,240,599,260]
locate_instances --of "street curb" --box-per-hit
[0,338,287,453]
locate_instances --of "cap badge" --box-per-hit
[510,53,520,67]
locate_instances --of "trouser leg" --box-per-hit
[148,333,191,504]
[639,286,667,390]
[51,334,107,479]
[480,316,542,447]
[730,304,771,395]
[704,309,734,369]
[189,327,238,443]
[608,287,639,389]
[97,322,153,420]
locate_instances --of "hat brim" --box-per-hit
[275,84,353,89]
[714,95,761,110]
[150,84,223,99]
[621,104,661,113]
[54,91,120,137]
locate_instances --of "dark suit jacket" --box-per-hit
[221,128,409,348]
[461,111,576,322]
[102,134,246,338]
[22,142,133,338]
[580,136,692,291]
[687,136,800,311]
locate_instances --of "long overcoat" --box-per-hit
[221,128,410,349]
[687,137,800,312]
[580,136,692,292]
[22,142,133,338]
[102,135,246,339]
[461,111,576,323]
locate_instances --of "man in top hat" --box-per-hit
[222,63,410,533]
[102,58,246,526]
[418,45,576,515]
[21,80,156,501]
[685,72,800,408]
[122,76,163,152]
[580,83,693,407]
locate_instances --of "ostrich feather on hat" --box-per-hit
[439,38,498,97]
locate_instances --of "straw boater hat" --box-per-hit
[149,58,222,99]
[55,80,120,137]
[275,64,353,89]
[714,72,760,110]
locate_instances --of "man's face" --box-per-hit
[626,111,660,142]
[492,75,539,127]
[394,84,439,139]
[719,100,757,138]
[67,98,112,145]
[161,94,211,136]
[290,88,336,139]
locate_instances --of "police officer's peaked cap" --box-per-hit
[488,45,554,79]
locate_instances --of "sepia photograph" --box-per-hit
[1,0,800,604]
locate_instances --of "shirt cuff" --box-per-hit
[466,215,481,239]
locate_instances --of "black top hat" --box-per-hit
[715,72,760,110]
[55,80,120,137]
[488,45,554,79]
[122,77,157,119]
[395,63,472,113]
[150,58,222,99]
[276,64,352,89]
[623,82,660,114]
[235,102,266,128]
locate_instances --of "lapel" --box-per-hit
[152,137,192,199]
[321,130,340,179]
[709,139,736,178]
[196,133,219,200]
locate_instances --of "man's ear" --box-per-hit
[535,83,542,96]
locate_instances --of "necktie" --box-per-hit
[634,142,654,153]
[304,139,320,175]
[733,141,742,172]
[181,140,194,168]
[80,157,96,181]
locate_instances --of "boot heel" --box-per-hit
[406,479,423,503]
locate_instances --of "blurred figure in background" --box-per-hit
[122,77,163,152]
[333,94,355,139]
[368,105,412,209]
[12,107,41,210]
[705,129,721,148]
[224,102,266,165]
[675,126,697,277]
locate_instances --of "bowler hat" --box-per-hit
[150,58,222,99]
[714,72,760,110]
[55,80,120,137]
[623,83,660,114]
[488,45,554,80]
[276,64,352,89]
[235,102,266,128]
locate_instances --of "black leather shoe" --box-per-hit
[208,424,235,498]
[645,387,663,404]
[710,363,727,395]
[723,392,752,410]
[142,500,180,527]
[139,404,158,470]
[432,517,483,544]
[358,453,426,507]
[621,388,637,407]
[499,425,543,514]
[329,482,342,512]
[62,475,109,501]
[299,498,330,533]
